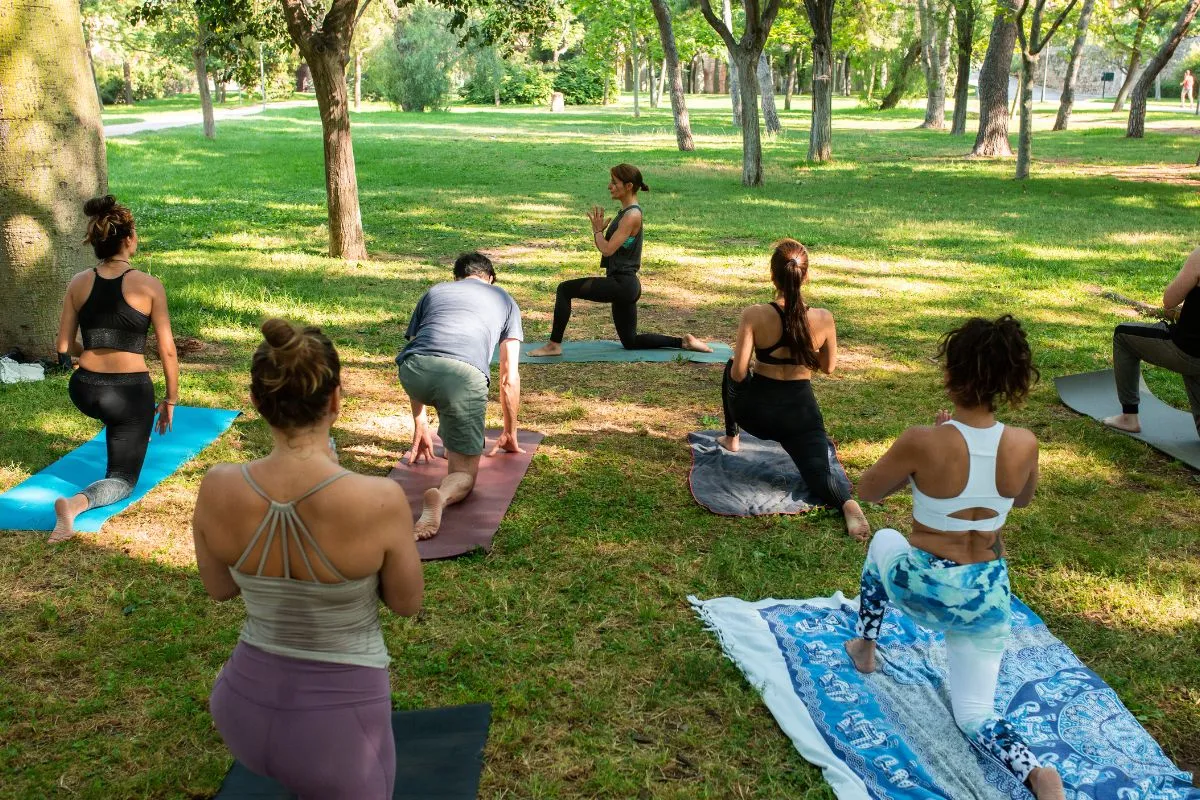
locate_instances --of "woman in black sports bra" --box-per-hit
[718,239,869,540]
[49,195,180,542]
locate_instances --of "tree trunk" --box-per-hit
[784,49,796,110]
[843,52,852,95]
[971,3,1019,156]
[950,0,975,135]
[649,0,695,151]
[1,0,107,357]
[723,0,742,125]
[1112,15,1147,111]
[354,50,362,111]
[122,59,134,105]
[657,58,667,106]
[1053,0,1094,130]
[919,0,950,129]
[867,61,877,102]
[759,53,781,133]
[193,19,215,139]
[1127,0,1200,137]
[880,39,922,110]
[1016,53,1035,178]
[735,53,764,184]
[808,5,834,161]
[80,12,104,108]
[306,51,366,259]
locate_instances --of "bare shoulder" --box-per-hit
[1001,423,1039,453]
[197,463,243,497]
[131,270,166,294]
[338,474,411,517]
[807,306,835,327]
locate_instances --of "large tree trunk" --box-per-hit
[880,39,922,110]
[807,1,834,162]
[735,53,763,184]
[1,0,107,357]
[1127,0,1200,137]
[193,18,215,139]
[950,0,976,134]
[1053,0,1094,130]
[919,0,952,129]
[971,3,1020,156]
[1112,14,1147,111]
[723,0,742,125]
[1016,53,1036,178]
[783,49,796,110]
[759,53,781,133]
[649,0,695,151]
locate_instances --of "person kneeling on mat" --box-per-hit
[398,252,524,540]
[844,316,1065,800]
[1103,246,1200,437]
[193,319,423,800]
[718,238,869,540]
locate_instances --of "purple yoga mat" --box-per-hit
[386,429,543,560]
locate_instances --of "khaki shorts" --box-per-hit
[398,354,488,456]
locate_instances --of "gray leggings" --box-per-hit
[1113,322,1200,434]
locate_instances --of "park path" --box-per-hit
[104,99,313,138]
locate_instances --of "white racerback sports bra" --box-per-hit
[910,419,1014,533]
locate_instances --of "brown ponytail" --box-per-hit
[83,195,136,259]
[611,163,649,193]
[937,315,1039,410]
[769,239,820,370]
[251,319,341,429]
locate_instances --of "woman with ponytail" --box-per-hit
[49,195,179,542]
[192,319,423,799]
[528,163,711,356]
[719,239,869,540]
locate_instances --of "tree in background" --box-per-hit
[1014,0,1078,178]
[950,0,981,134]
[1126,0,1200,135]
[378,2,461,110]
[649,0,696,150]
[878,38,921,108]
[1102,0,1176,111]
[802,0,836,161]
[1,0,107,357]
[971,0,1023,156]
[1052,0,1096,130]
[699,0,785,184]
[918,0,953,129]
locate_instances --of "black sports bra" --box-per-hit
[754,302,806,366]
[77,268,151,354]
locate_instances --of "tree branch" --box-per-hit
[280,0,318,52]
[355,0,375,26]
[698,0,738,52]
[1014,0,1030,57]
[1034,0,1080,53]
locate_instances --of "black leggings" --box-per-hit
[68,369,156,509]
[721,362,850,511]
[549,273,683,350]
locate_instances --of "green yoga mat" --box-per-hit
[492,340,732,364]
[1055,369,1200,469]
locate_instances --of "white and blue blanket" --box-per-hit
[690,593,1197,800]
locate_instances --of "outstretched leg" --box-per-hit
[414,450,481,540]
[529,276,621,356]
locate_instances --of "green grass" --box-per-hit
[2,95,1199,798]
[100,92,307,123]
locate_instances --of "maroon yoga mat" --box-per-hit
[386,429,543,560]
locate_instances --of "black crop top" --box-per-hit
[599,204,642,277]
[754,302,805,366]
[1172,282,1200,357]
[77,269,151,354]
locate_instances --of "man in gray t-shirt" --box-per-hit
[397,252,524,540]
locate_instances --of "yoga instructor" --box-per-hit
[398,252,524,540]
[50,195,179,543]
[528,163,711,356]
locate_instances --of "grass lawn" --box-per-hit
[2,95,1199,798]
[100,92,308,124]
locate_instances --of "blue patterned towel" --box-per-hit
[690,593,1197,800]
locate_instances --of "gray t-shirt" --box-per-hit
[398,279,523,382]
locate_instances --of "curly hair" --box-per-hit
[251,319,341,429]
[937,315,1039,410]
[83,195,135,260]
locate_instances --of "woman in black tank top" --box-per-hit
[527,164,712,356]
[718,239,869,540]
[48,195,180,542]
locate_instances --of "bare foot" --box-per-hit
[413,487,444,540]
[716,434,740,452]
[842,499,870,542]
[49,496,85,544]
[844,638,877,673]
[682,334,713,353]
[527,342,563,357]
[1102,413,1141,433]
[1027,766,1065,800]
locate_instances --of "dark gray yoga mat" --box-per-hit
[1055,369,1200,469]
[491,340,732,364]
[214,704,491,799]
[687,430,852,516]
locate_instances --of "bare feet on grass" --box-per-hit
[682,334,713,353]
[842,499,870,542]
[844,638,877,673]
[1102,413,1141,433]
[527,341,563,357]
[413,487,444,540]
[716,434,740,452]
[50,495,87,544]
[1027,767,1066,800]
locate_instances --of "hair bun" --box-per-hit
[83,194,117,217]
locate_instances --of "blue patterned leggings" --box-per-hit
[856,529,1041,784]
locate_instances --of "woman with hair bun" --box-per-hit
[192,319,423,799]
[844,316,1065,800]
[719,239,869,540]
[49,194,179,543]
[528,163,712,356]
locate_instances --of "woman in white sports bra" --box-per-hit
[844,316,1065,800]
[192,319,423,799]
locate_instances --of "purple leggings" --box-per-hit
[210,642,395,800]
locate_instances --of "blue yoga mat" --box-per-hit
[0,405,240,533]
[492,340,732,364]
